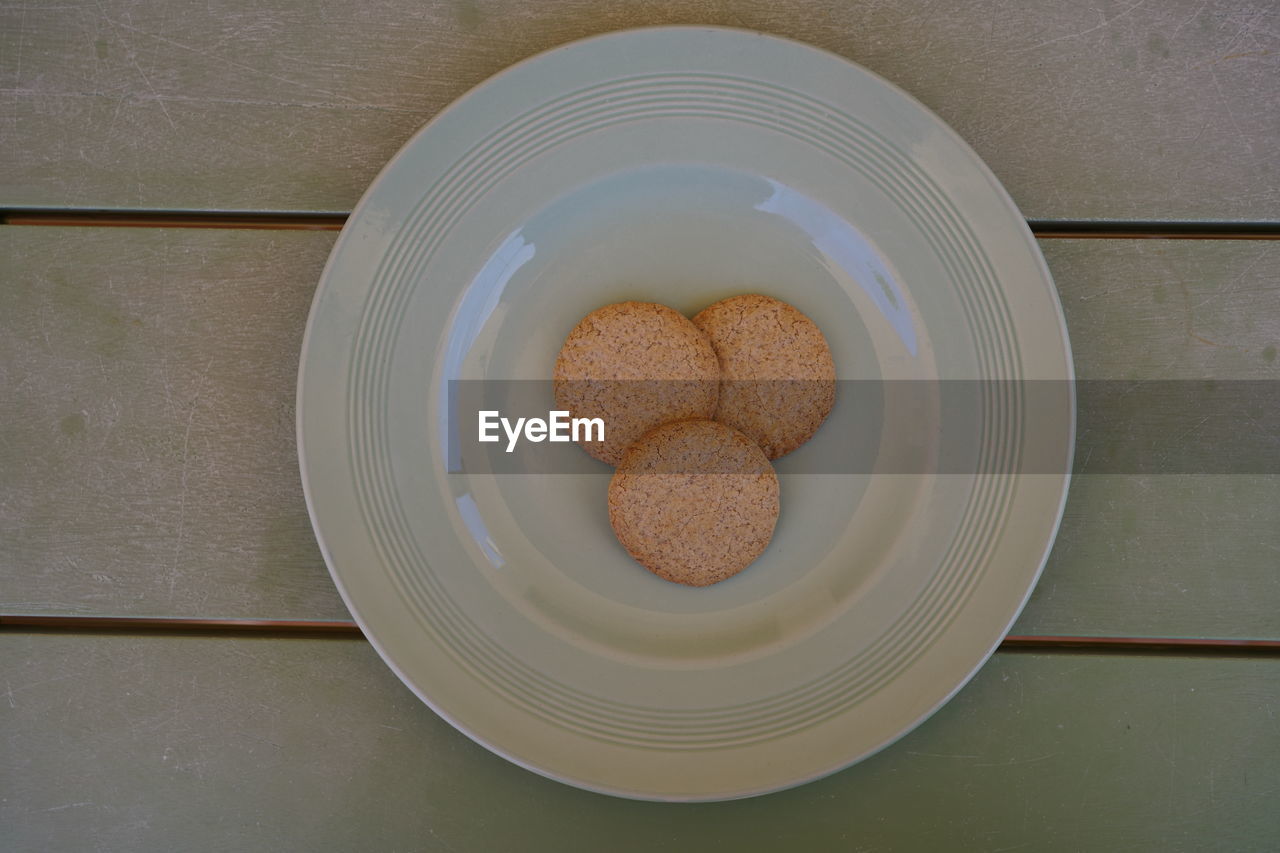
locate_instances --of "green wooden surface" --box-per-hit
[1010,240,1280,639]
[1045,240,1280,381]
[3,228,1278,639]
[0,227,343,619]
[3,3,1278,844]
[2,0,1277,220]
[1,633,1276,852]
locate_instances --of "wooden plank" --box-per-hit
[1,0,1277,220]
[1,633,1276,850]
[1011,240,1280,639]
[2,229,1277,639]
[0,227,345,619]
[1043,240,1280,381]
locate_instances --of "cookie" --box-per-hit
[554,302,719,466]
[692,294,836,459]
[607,420,780,587]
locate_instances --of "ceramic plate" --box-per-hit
[298,26,1074,801]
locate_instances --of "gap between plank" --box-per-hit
[0,615,362,640]
[1,209,348,230]
[3,615,1279,656]
[3,208,1280,239]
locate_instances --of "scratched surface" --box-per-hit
[4,3,1279,846]
[2,228,1278,639]
[1,0,1277,220]
[1,634,1276,851]
[1011,240,1280,638]
[0,227,343,619]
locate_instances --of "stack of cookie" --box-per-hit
[554,296,835,587]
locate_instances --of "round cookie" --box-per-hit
[607,420,780,587]
[554,302,719,466]
[692,294,836,459]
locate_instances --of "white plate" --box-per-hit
[298,26,1074,801]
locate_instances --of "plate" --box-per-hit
[297,26,1074,801]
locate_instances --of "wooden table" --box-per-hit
[3,2,1278,849]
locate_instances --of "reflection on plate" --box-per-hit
[298,26,1073,801]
